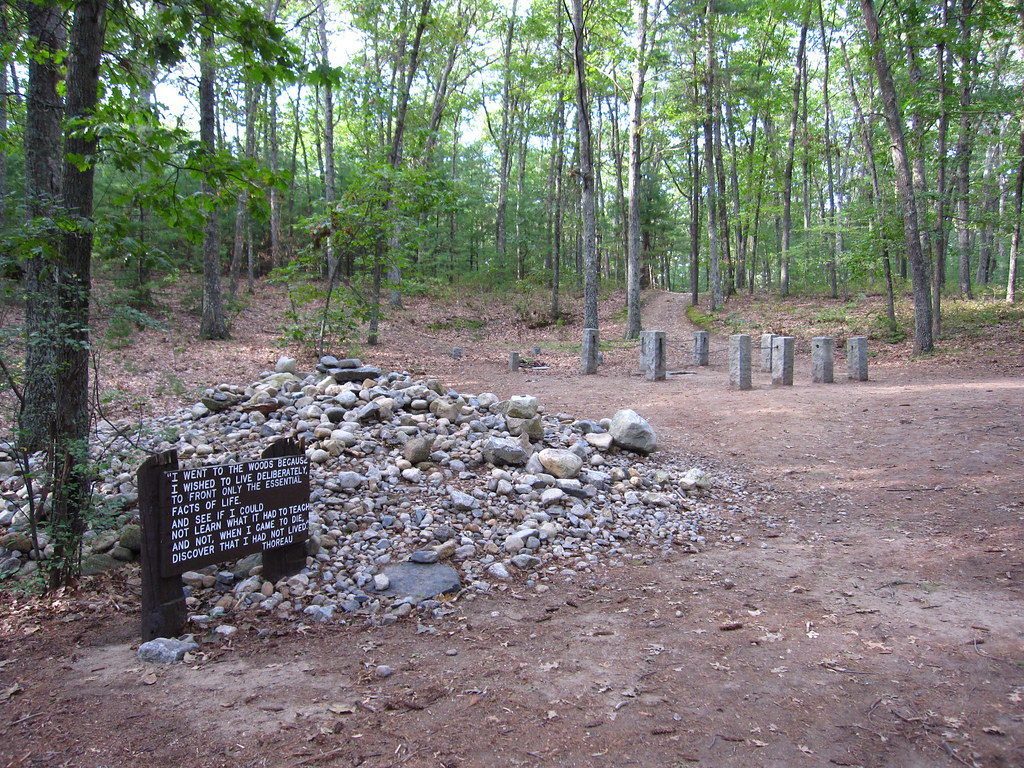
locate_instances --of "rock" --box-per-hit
[118,524,142,553]
[537,448,584,479]
[110,545,134,562]
[409,550,439,564]
[376,562,461,602]
[403,436,435,464]
[505,415,543,440]
[336,471,364,490]
[373,574,390,591]
[608,409,658,454]
[80,553,124,576]
[680,468,710,490]
[434,540,457,560]
[487,562,511,580]
[584,432,614,450]
[511,553,542,570]
[332,366,381,383]
[309,449,331,464]
[504,535,525,554]
[449,488,478,511]
[483,437,529,467]
[375,665,394,678]
[506,395,539,419]
[138,637,199,664]
[275,356,297,374]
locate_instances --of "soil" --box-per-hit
[2,282,1023,768]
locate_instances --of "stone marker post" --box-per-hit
[771,335,795,386]
[811,337,834,383]
[847,336,869,381]
[582,328,599,374]
[641,330,666,381]
[693,330,710,366]
[452,347,462,359]
[508,351,520,372]
[728,334,752,390]
[760,333,775,372]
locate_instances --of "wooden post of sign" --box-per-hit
[139,450,186,641]
[260,439,308,583]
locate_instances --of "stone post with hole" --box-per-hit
[847,336,869,381]
[728,334,752,390]
[771,335,795,386]
[581,329,599,375]
[760,333,775,372]
[641,330,666,381]
[811,337,834,383]
[693,330,710,367]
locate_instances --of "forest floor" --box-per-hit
[2,279,1023,768]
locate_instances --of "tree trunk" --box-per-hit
[780,16,808,297]
[199,14,228,340]
[495,0,517,270]
[1007,117,1024,303]
[625,0,653,339]
[20,0,64,452]
[954,0,977,298]
[550,0,565,320]
[317,0,337,288]
[860,0,933,353]
[570,0,599,332]
[704,5,722,311]
[49,0,107,587]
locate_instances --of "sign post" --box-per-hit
[138,439,310,640]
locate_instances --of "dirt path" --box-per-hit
[3,290,1023,768]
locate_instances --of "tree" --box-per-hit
[859,0,932,353]
[570,0,598,333]
[198,7,228,340]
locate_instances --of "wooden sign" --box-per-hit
[162,454,309,576]
[139,439,310,640]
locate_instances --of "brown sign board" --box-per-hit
[160,454,310,577]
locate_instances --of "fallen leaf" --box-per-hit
[140,672,157,686]
[328,702,356,715]
[1,683,23,701]
[798,744,815,755]
[751,739,769,747]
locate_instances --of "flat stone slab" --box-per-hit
[373,562,461,602]
[331,366,382,383]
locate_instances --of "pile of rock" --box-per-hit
[0,356,753,627]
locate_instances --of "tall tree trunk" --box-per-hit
[819,0,839,299]
[954,0,977,298]
[689,123,700,304]
[199,13,228,340]
[20,0,64,452]
[49,0,107,587]
[780,16,808,297]
[495,0,517,270]
[0,6,8,230]
[549,0,565,320]
[704,5,722,310]
[570,0,598,331]
[934,12,950,336]
[860,0,933,353]
[317,0,337,286]
[1007,119,1024,303]
[625,0,654,339]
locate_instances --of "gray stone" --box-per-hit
[812,337,834,383]
[483,437,529,467]
[449,489,478,511]
[847,336,868,381]
[409,550,439,564]
[508,352,520,372]
[118,524,142,553]
[537,448,583,479]
[275,356,297,374]
[584,432,613,450]
[728,334,752,391]
[771,336,795,386]
[375,562,461,601]
[693,330,710,367]
[511,553,542,570]
[487,562,511,580]
[608,409,657,455]
[80,553,125,576]
[506,395,539,419]
[336,471,364,490]
[138,637,199,664]
[505,415,543,440]
[640,330,667,381]
[404,436,435,464]
[333,366,381,383]
[581,328,599,374]
[760,333,775,372]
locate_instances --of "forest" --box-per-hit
[0,0,1022,586]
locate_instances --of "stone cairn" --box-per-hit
[0,356,746,631]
